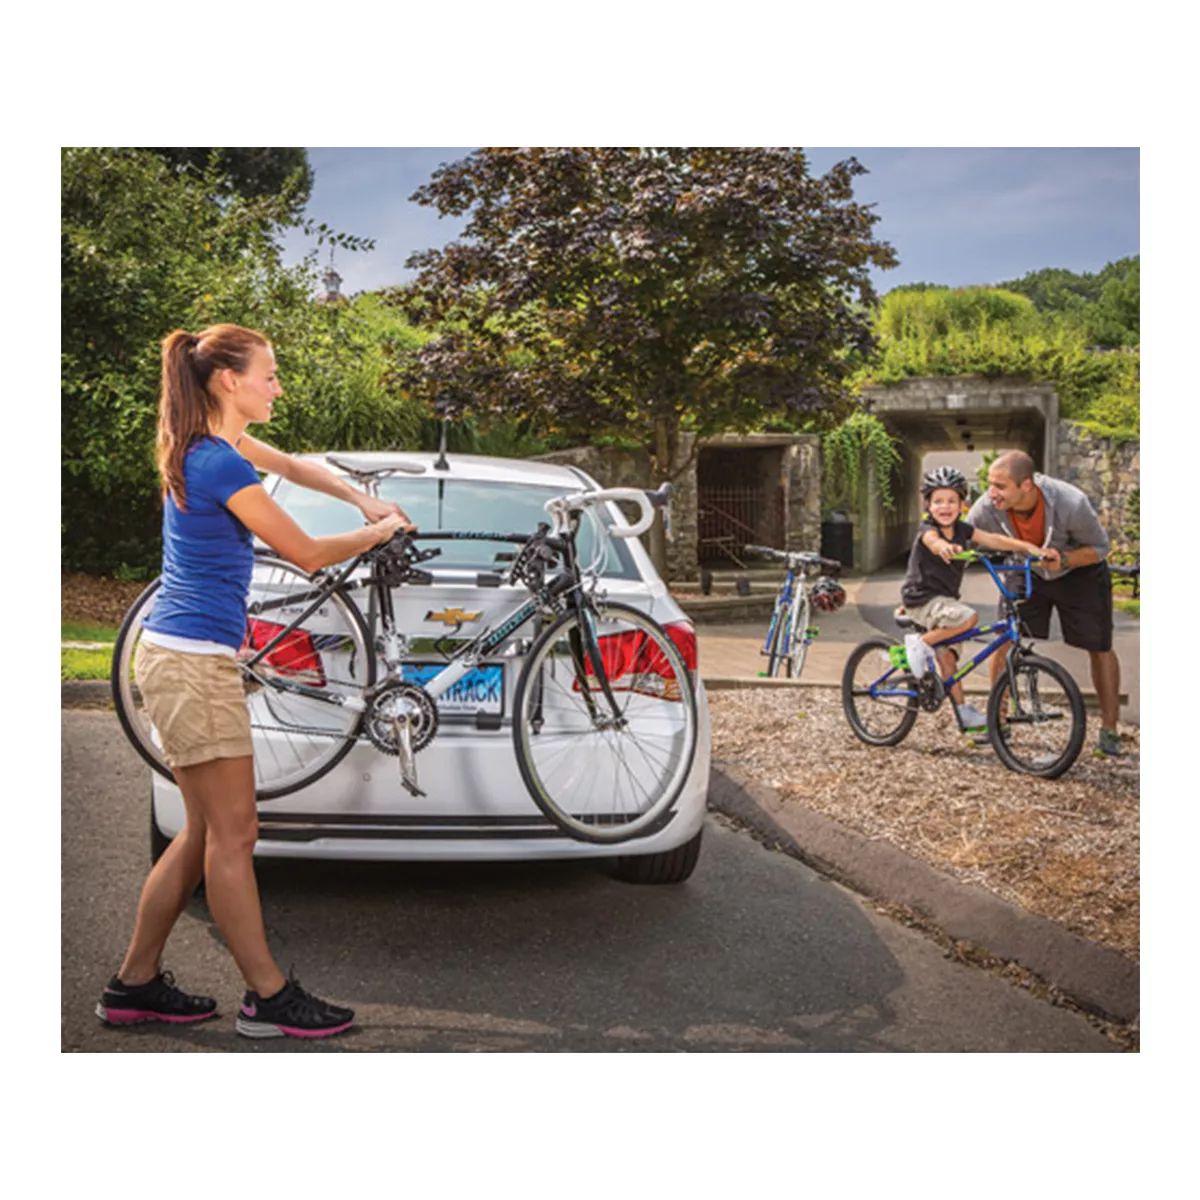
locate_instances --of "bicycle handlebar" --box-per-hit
[745,544,842,572]
[544,483,671,539]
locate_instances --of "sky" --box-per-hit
[281,147,1139,297]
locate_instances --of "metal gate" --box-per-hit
[697,484,783,564]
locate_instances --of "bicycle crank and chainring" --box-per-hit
[363,681,439,755]
[917,673,946,713]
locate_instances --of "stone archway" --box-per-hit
[855,376,1059,572]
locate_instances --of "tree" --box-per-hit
[389,148,897,571]
[148,148,314,221]
[62,148,413,575]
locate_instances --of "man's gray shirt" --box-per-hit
[966,473,1109,582]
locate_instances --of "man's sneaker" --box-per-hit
[236,974,355,1039]
[95,970,218,1026]
[904,634,933,678]
[956,702,987,731]
[1096,728,1124,757]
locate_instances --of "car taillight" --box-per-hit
[575,619,697,701]
[242,619,327,688]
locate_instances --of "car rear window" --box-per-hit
[271,475,641,579]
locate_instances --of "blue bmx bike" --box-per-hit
[841,551,1086,778]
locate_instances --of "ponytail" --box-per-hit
[156,323,269,510]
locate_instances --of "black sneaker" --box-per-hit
[95,970,218,1027]
[235,974,355,1039]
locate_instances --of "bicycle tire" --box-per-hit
[512,600,699,843]
[841,636,919,746]
[110,555,375,799]
[987,652,1086,779]
[786,590,812,679]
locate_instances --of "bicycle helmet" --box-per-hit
[921,466,969,500]
[811,576,846,612]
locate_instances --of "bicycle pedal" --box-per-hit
[887,645,909,670]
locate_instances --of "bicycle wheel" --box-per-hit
[987,652,1086,778]
[786,590,812,679]
[841,636,919,746]
[512,600,699,843]
[111,555,375,799]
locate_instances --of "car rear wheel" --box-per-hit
[606,828,703,884]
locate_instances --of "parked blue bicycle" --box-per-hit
[744,545,845,679]
[841,551,1086,778]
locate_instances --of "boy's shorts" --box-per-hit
[906,595,977,631]
[134,640,253,769]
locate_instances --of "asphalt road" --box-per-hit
[63,710,1114,1052]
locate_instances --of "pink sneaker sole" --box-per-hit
[96,1003,218,1026]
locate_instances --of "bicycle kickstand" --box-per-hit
[392,714,427,798]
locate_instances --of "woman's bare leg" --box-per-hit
[122,756,285,998]
[117,792,208,985]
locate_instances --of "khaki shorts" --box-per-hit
[906,595,977,631]
[134,640,253,769]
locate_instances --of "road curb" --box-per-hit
[708,760,1140,1024]
[62,680,113,708]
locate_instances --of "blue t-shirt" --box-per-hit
[144,436,262,649]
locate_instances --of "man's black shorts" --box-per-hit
[1007,561,1113,652]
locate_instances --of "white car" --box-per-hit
[148,451,712,884]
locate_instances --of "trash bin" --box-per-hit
[821,510,853,571]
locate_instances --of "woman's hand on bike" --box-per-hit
[358,494,414,529]
[367,512,410,545]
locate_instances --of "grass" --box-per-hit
[62,620,118,643]
[1114,598,1140,618]
[61,646,113,680]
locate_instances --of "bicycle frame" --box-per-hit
[241,523,614,720]
[761,567,799,655]
[867,556,1035,703]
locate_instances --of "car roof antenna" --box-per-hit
[433,415,450,472]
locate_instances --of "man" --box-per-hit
[967,450,1123,757]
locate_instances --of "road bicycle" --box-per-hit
[743,544,844,679]
[840,551,1086,778]
[112,472,698,844]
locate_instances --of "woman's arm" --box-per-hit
[225,483,405,574]
[238,434,412,526]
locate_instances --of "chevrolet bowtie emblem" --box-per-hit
[425,607,483,626]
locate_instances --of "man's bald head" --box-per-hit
[993,451,1035,485]
[987,451,1039,512]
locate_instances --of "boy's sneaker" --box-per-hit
[956,703,987,731]
[95,970,218,1026]
[236,974,355,1039]
[904,634,932,678]
[1096,728,1124,757]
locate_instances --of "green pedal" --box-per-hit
[806,627,819,638]
[888,645,909,670]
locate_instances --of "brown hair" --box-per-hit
[157,323,270,509]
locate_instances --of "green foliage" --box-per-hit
[147,148,314,222]
[998,257,1139,349]
[822,413,903,511]
[391,148,897,479]
[976,449,1000,494]
[62,621,118,643]
[62,149,425,575]
[860,283,1139,439]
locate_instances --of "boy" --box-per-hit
[901,466,1052,730]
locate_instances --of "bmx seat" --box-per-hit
[893,606,929,634]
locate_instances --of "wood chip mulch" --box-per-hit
[708,689,1139,962]
[61,574,150,626]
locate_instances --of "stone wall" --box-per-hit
[784,436,822,555]
[1055,423,1140,559]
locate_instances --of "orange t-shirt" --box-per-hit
[1008,486,1046,547]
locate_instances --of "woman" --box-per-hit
[96,323,412,1039]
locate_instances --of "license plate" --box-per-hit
[401,662,505,716]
